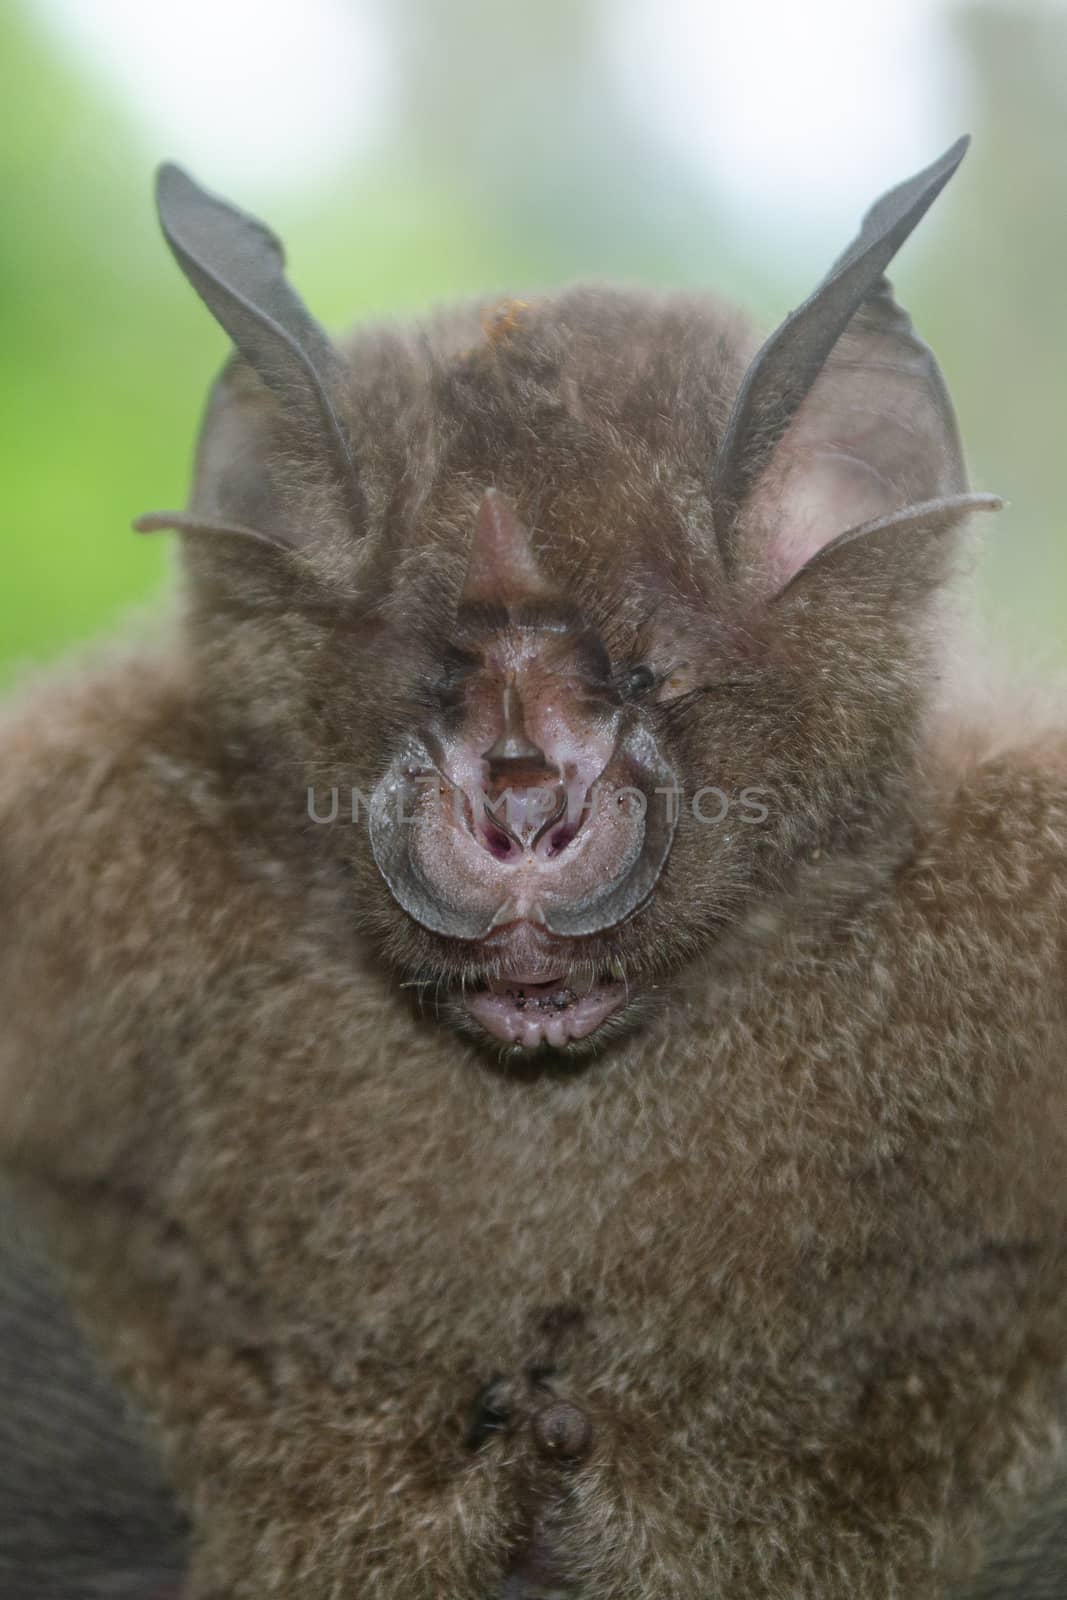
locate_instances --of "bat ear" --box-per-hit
[712,137,997,592]
[132,359,310,559]
[151,162,363,544]
[189,355,299,542]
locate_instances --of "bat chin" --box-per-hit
[462,972,628,1050]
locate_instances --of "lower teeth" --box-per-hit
[510,988,577,1013]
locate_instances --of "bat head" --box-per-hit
[140,142,997,1058]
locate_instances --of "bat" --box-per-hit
[2,135,1067,1598]
[0,1186,187,1598]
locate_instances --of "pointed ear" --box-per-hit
[155,163,363,541]
[712,137,992,590]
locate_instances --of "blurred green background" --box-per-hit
[3,0,1066,681]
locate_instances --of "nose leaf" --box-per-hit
[461,487,548,607]
[480,681,567,850]
[542,720,679,938]
[369,736,500,939]
[482,681,557,779]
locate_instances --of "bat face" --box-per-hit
[140,144,998,1058]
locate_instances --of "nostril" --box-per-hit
[543,820,580,857]
[482,783,569,853]
[479,804,522,861]
[445,773,598,865]
[533,785,593,860]
[527,788,566,852]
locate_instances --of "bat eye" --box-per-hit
[430,648,480,705]
[625,664,655,697]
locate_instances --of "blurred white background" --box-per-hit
[5,0,1067,669]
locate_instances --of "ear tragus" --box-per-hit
[712,137,981,589]
[773,493,1002,610]
[154,163,363,540]
[132,509,295,556]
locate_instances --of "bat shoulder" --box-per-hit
[915,705,1067,938]
[0,645,231,1154]
[0,643,201,892]
[933,696,1067,835]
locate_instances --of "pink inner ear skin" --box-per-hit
[756,446,900,588]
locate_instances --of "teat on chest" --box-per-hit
[460,1301,601,1598]
[468,1369,596,1598]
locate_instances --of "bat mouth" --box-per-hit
[462,970,628,1049]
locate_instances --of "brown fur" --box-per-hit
[3,265,1067,1598]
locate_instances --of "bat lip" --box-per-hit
[486,967,567,986]
[461,970,628,1049]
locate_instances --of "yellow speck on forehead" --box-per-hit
[480,298,530,346]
